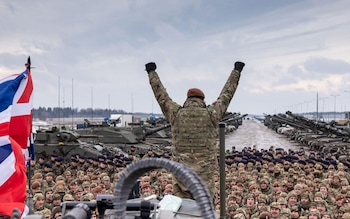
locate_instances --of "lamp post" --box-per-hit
[319,96,328,121]
[304,100,312,116]
[330,94,340,121]
[294,104,298,114]
[345,91,350,126]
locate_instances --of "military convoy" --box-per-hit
[264,111,350,157]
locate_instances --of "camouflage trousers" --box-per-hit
[172,152,218,200]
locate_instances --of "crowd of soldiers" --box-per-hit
[28,145,350,219]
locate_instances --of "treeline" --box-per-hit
[32,107,130,120]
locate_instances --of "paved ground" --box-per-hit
[224,118,303,152]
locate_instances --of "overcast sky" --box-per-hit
[1,0,350,116]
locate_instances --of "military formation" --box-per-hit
[27,144,350,219]
[27,149,172,218]
[217,146,350,219]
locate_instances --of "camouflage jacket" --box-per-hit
[148,69,241,197]
[148,69,241,153]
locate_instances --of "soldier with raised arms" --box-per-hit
[145,61,245,199]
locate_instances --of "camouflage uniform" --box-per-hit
[148,62,243,199]
[43,187,54,210]
[234,208,249,219]
[250,206,270,219]
[35,157,46,169]
[52,157,65,176]
[226,203,240,218]
[65,162,79,177]
[33,193,50,212]
[40,208,51,218]
[42,172,56,190]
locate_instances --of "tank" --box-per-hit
[33,126,116,159]
[264,111,350,155]
[74,112,246,157]
[220,112,248,133]
[75,122,172,157]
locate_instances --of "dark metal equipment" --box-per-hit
[114,158,217,219]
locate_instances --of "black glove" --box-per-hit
[234,61,245,72]
[145,62,157,73]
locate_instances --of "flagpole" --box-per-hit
[25,56,34,213]
[71,78,74,130]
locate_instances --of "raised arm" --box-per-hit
[212,61,245,119]
[146,62,181,122]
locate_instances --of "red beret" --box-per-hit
[187,88,205,99]
[31,181,41,190]
[259,212,271,219]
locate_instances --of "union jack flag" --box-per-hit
[0,59,33,204]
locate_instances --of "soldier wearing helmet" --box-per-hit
[33,193,50,212]
[270,202,281,219]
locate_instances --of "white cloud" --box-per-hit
[1,0,350,115]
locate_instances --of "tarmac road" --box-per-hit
[224,118,303,152]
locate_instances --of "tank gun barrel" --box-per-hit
[222,114,248,123]
[286,111,350,137]
[286,111,320,128]
[265,111,350,156]
[219,113,247,130]
[270,113,311,130]
[264,114,280,129]
[84,119,91,126]
[144,124,171,137]
[221,112,239,122]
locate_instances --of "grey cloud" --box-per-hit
[304,57,350,74]
[2,1,350,115]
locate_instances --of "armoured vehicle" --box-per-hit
[221,112,248,133]
[264,111,350,157]
[75,119,172,157]
[73,112,246,157]
[33,126,117,159]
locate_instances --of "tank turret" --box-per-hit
[75,123,172,157]
[33,127,115,159]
